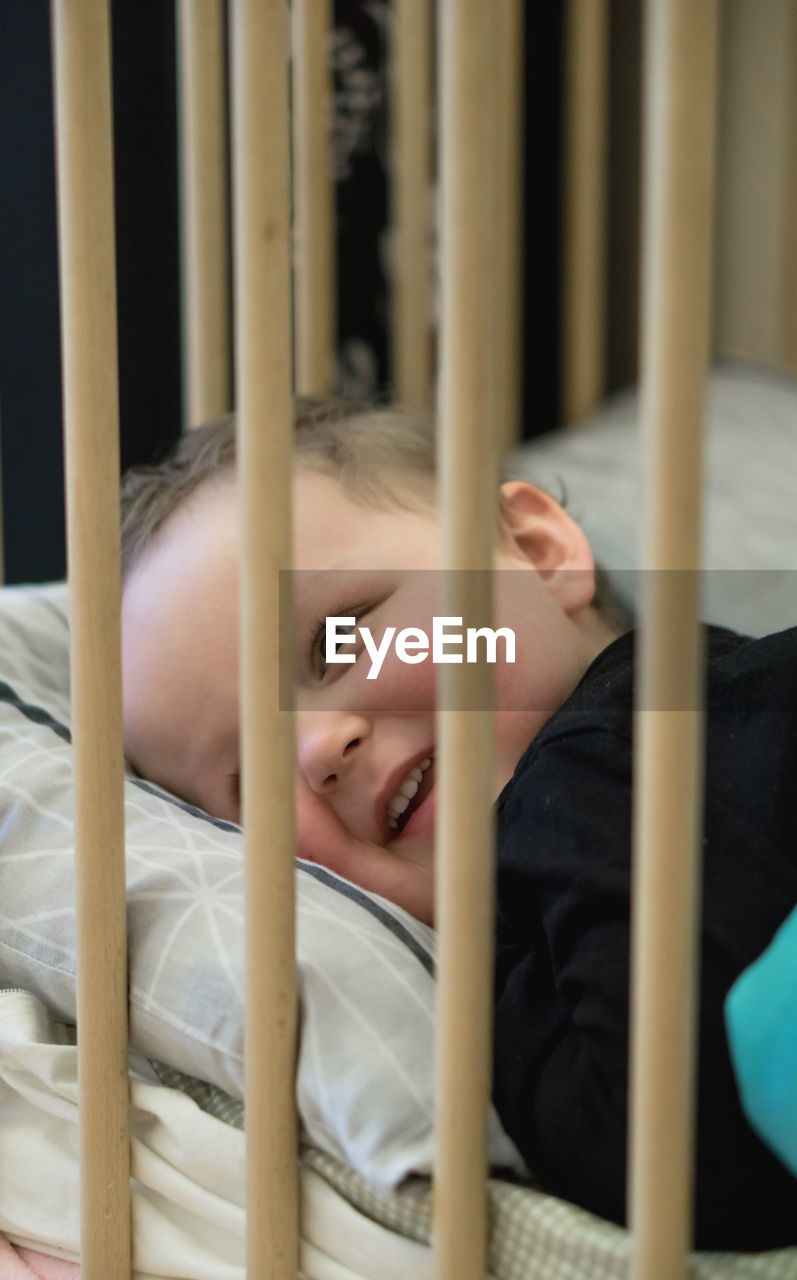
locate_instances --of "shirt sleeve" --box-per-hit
[492,726,634,1228]
[491,722,797,1249]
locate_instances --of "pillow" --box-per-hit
[0,581,522,1187]
[510,364,797,638]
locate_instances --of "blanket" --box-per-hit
[0,1235,78,1280]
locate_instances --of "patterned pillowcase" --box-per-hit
[0,582,521,1187]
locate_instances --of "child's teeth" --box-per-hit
[386,755,434,829]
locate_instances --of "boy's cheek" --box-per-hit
[295,776,376,867]
[356,647,437,709]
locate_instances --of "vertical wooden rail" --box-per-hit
[391,0,433,407]
[494,0,524,450]
[292,0,335,395]
[50,3,130,1277]
[561,0,608,425]
[230,3,298,1277]
[630,2,719,1278]
[434,3,500,1278]
[177,0,232,427]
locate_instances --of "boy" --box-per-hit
[120,400,797,1251]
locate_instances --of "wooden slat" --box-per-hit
[391,0,433,407]
[50,2,130,1276]
[713,0,797,372]
[229,3,298,1277]
[292,0,335,395]
[630,2,719,1278]
[176,0,232,427]
[494,0,524,449]
[561,0,609,424]
[434,3,500,1277]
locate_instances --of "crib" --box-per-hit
[0,1,796,1278]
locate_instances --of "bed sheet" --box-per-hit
[3,989,796,1280]
[0,988,439,1280]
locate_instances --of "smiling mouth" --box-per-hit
[386,757,435,838]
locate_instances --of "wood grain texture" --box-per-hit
[51,1,130,1275]
[434,2,501,1276]
[292,0,335,395]
[177,0,232,427]
[230,2,299,1275]
[561,0,609,424]
[391,0,433,407]
[630,2,719,1277]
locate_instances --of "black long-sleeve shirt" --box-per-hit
[492,626,797,1250]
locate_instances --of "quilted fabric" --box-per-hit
[301,1147,797,1280]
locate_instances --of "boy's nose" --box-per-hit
[297,710,370,793]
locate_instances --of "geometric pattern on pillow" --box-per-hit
[0,581,521,1189]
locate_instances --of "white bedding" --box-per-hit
[0,988,442,1280]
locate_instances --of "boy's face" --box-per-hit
[122,469,613,920]
[291,471,606,857]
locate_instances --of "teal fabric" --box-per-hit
[726,904,797,1177]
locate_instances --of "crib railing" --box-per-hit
[631,3,718,1272]
[176,0,232,429]
[51,3,130,1273]
[51,1,720,1278]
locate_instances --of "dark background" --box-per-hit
[0,1,567,585]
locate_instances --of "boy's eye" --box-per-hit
[306,592,390,680]
[316,619,357,675]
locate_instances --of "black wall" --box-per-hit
[0,1,182,585]
[0,2,562,585]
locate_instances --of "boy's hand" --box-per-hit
[295,778,435,927]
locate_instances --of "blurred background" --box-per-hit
[1,1,795,583]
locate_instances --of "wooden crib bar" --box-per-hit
[50,2,131,1276]
[493,0,524,451]
[434,2,502,1276]
[630,1,719,1277]
[292,0,335,396]
[176,0,232,427]
[391,0,433,408]
[229,3,299,1276]
[561,0,609,425]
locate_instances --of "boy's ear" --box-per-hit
[499,480,596,613]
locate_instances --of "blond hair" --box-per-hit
[120,397,625,625]
[120,397,436,580]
